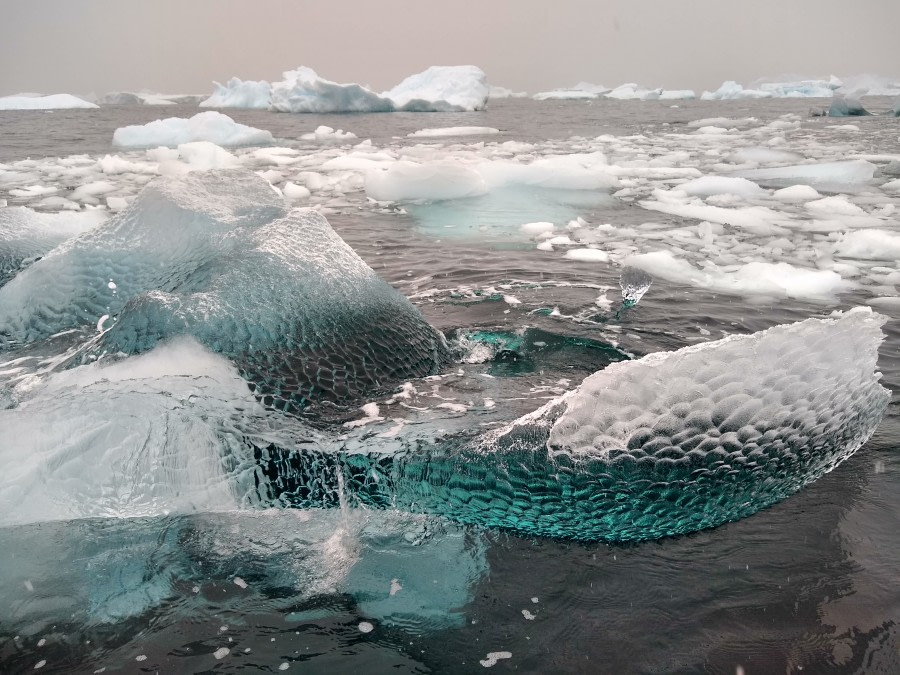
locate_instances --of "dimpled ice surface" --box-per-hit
[261,310,889,541]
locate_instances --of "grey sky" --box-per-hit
[1,0,898,97]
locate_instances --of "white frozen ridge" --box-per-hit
[112,111,275,148]
[0,94,98,110]
[203,65,489,113]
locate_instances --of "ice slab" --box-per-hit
[624,250,848,302]
[266,65,488,113]
[0,94,98,110]
[112,111,274,148]
[730,160,877,190]
[408,126,500,138]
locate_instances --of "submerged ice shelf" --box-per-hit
[0,170,890,543]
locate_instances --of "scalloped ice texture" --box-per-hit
[0,207,106,285]
[0,170,285,347]
[102,207,450,409]
[262,309,890,542]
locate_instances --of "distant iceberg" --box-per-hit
[112,111,274,148]
[202,65,489,113]
[271,67,395,113]
[384,65,489,111]
[702,81,774,100]
[0,93,98,110]
[99,92,176,106]
[533,83,693,101]
[533,81,610,100]
[200,77,272,109]
[488,85,527,99]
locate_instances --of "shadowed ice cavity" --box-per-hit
[0,169,890,544]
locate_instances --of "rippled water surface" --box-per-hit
[1,99,899,674]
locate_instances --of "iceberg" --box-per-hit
[0,93,98,110]
[384,65,489,111]
[199,77,271,109]
[263,65,488,113]
[112,111,274,148]
[261,309,889,541]
[488,85,527,99]
[98,92,176,106]
[533,81,610,100]
[828,95,871,117]
[606,83,662,100]
[701,81,773,100]
[271,67,394,113]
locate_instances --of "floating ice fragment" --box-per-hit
[34,660,46,670]
[113,111,274,148]
[521,609,535,620]
[828,95,871,117]
[213,648,230,659]
[408,127,500,138]
[619,266,652,307]
[480,651,512,668]
[358,621,374,633]
[389,578,402,596]
[279,663,289,671]
[233,577,247,589]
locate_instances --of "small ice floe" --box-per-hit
[619,266,653,307]
[358,621,374,633]
[480,651,512,668]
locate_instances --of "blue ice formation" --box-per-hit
[0,170,449,409]
[828,95,871,117]
[0,169,889,542]
[260,309,889,541]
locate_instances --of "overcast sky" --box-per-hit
[1,0,898,97]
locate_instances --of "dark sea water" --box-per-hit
[0,99,899,674]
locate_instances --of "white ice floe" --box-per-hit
[408,127,500,138]
[300,125,358,141]
[0,94,98,110]
[112,111,274,148]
